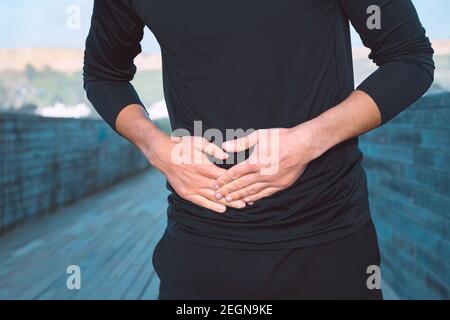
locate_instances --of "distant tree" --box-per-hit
[42,65,55,76]
[0,82,6,99]
[20,102,38,114]
[25,64,37,81]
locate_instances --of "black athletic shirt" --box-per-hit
[83,0,434,249]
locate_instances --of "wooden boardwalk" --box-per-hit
[0,169,168,300]
[0,167,398,300]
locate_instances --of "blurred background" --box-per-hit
[0,0,449,299]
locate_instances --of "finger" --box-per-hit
[200,189,246,209]
[243,187,281,203]
[190,175,217,189]
[215,174,261,199]
[222,130,259,153]
[214,161,259,189]
[188,195,227,213]
[223,182,269,202]
[194,137,229,160]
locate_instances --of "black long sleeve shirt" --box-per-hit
[84,0,434,249]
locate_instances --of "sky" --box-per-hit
[0,0,449,52]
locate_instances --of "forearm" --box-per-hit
[115,104,167,160]
[296,90,382,161]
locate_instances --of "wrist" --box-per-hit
[134,119,168,164]
[290,119,332,161]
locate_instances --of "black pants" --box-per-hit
[152,219,383,300]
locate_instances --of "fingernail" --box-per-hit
[244,197,251,202]
[214,184,220,190]
[226,195,232,202]
[218,206,226,213]
[239,202,246,208]
[248,201,254,206]
[215,193,223,200]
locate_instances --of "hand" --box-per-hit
[213,126,317,204]
[145,131,247,213]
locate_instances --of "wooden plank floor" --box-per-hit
[0,168,168,300]
[0,167,398,300]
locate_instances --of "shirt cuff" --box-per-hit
[357,61,434,125]
[84,80,147,131]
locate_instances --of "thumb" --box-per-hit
[222,130,259,153]
[193,137,229,160]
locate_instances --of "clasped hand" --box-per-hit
[150,126,317,213]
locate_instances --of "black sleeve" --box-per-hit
[339,0,435,124]
[83,0,146,131]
